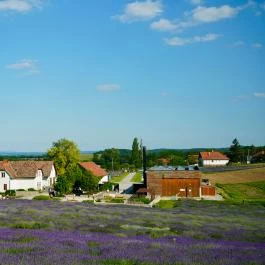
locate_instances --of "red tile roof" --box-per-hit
[0,160,54,178]
[79,162,107,177]
[200,151,229,160]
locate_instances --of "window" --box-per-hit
[1,172,5,178]
[3,184,7,191]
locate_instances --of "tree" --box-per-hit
[131,137,141,168]
[47,138,80,176]
[54,176,70,194]
[75,170,98,193]
[101,148,120,171]
[229,138,242,162]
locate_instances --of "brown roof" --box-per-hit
[200,151,229,161]
[79,162,107,177]
[0,160,54,178]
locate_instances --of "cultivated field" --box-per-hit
[203,167,265,185]
[0,200,264,264]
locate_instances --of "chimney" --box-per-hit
[143,146,147,187]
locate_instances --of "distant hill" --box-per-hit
[149,148,229,154]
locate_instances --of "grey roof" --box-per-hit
[148,165,200,171]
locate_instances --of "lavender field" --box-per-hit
[0,200,264,265]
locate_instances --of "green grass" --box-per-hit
[130,171,143,183]
[216,181,265,202]
[79,153,94,161]
[110,172,129,183]
[155,200,181,209]
[33,195,51,200]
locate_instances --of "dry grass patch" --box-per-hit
[204,167,265,185]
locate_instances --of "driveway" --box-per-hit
[118,172,136,194]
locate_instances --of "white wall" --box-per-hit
[0,165,56,192]
[42,166,56,188]
[202,159,229,166]
[98,175,109,185]
[0,171,11,192]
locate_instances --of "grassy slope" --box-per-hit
[204,167,265,185]
[110,172,129,183]
[130,171,143,183]
[216,181,265,202]
[79,153,93,161]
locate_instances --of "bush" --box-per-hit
[12,222,49,229]
[99,182,115,191]
[5,190,16,197]
[130,197,151,204]
[28,188,36,191]
[33,195,51,200]
[110,198,125,203]
[16,189,25,191]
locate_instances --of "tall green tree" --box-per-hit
[47,138,80,176]
[229,138,242,162]
[101,148,120,171]
[131,137,141,168]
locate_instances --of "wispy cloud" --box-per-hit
[0,0,46,13]
[6,59,40,76]
[252,43,263,48]
[113,0,163,23]
[231,41,245,47]
[165,33,221,46]
[254,92,265,98]
[96,84,120,92]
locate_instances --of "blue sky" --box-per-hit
[0,0,265,151]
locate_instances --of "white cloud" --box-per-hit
[192,5,238,23]
[231,41,245,47]
[150,18,177,31]
[113,0,163,23]
[254,92,265,98]
[165,33,221,46]
[6,59,36,70]
[190,0,203,5]
[97,84,120,92]
[0,0,45,12]
[252,43,263,48]
[6,59,39,76]
[153,3,252,33]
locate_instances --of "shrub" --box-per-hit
[110,198,125,203]
[33,195,51,200]
[5,190,16,197]
[28,188,36,191]
[12,222,49,229]
[130,197,151,204]
[16,189,25,191]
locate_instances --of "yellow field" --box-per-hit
[204,167,265,185]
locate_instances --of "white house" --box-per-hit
[0,160,56,192]
[199,151,229,167]
[78,162,109,185]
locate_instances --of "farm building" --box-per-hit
[199,151,229,167]
[78,162,109,185]
[146,166,215,198]
[0,160,56,192]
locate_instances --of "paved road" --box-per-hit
[118,172,136,194]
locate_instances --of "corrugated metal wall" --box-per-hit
[162,178,200,197]
[201,186,216,196]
